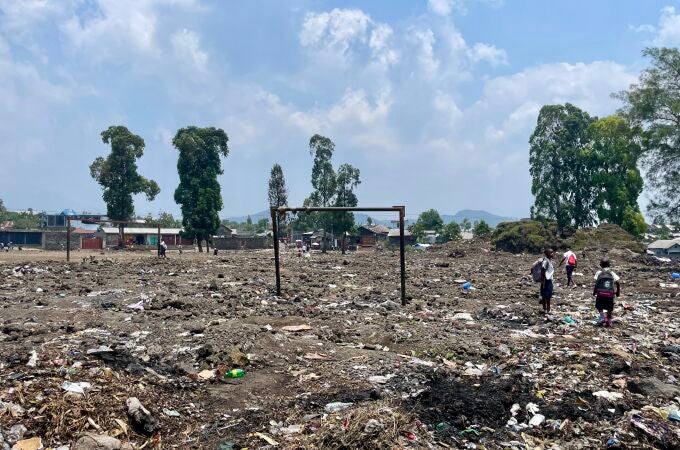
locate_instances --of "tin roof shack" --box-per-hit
[100,227,187,249]
[648,239,680,260]
[358,225,389,247]
[387,228,416,246]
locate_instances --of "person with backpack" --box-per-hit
[531,248,555,314]
[558,247,578,287]
[593,259,620,327]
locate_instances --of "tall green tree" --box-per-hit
[588,116,644,226]
[460,218,471,232]
[173,126,229,252]
[90,126,160,246]
[473,219,492,237]
[302,134,361,252]
[268,163,288,235]
[617,47,680,222]
[334,163,361,253]
[443,221,462,241]
[410,209,444,241]
[529,103,596,232]
[0,198,5,222]
[157,212,181,228]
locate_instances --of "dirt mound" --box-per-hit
[567,223,645,253]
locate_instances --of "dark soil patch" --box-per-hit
[405,374,536,431]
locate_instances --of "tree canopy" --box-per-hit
[173,126,229,251]
[268,163,288,231]
[473,219,492,237]
[442,221,462,241]
[529,104,645,233]
[617,47,680,222]
[296,135,361,241]
[410,209,444,240]
[90,126,160,222]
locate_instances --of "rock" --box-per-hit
[6,425,27,445]
[73,433,133,450]
[228,349,250,367]
[11,437,42,450]
[126,397,158,435]
[453,312,474,321]
[435,261,450,268]
[325,402,353,413]
[628,377,680,398]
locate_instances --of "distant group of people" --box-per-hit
[534,247,621,327]
[0,242,12,252]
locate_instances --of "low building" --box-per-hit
[647,239,680,260]
[358,225,389,247]
[99,227,189,249]
[387,228,416,246]
[0,229,44,248]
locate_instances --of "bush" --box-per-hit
[492,220,555,254]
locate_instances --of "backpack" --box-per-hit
[531,258,544,283]
[567,254,576,266]
[595,270,615,298]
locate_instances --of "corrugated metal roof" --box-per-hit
[648,239,680,250]
[101,227,182,235]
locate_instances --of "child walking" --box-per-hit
[593,259,620,327]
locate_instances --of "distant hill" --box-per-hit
[442,209,514,227]
[225,210,270,224]
[226,209,512,228]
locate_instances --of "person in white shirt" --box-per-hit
[540,248,555,314]
[559,248,578,287]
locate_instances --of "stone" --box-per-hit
[628,377,680,398]
[73,433,133,450]
[228,349,250,367]
[126,397,158,436]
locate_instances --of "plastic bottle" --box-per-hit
[225,369,245,379]
[672,272,679,280]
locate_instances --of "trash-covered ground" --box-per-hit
[1,242,679,449]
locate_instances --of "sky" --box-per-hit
[0,0,677,220]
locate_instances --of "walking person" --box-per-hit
[559,247,578,287]
[540,248,555,315]
[593,259,620,327]
[160,239,168,258]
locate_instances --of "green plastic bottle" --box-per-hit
[225,369,245,379]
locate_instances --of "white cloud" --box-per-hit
[468,42,508,67]
[300,8,371,54]
[171,29,208,71]
[428,0,455,16]
[630,6,680,46]
[409,28,440,79]
[653,6,680,46]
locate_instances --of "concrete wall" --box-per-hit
[213,236,271,250]
[43,231,79,250]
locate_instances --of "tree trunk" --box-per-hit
[206,236,210,253]
[198,238,203,253]
[341,233,346,255]
[118,225,125,249]
[321,230,327,254]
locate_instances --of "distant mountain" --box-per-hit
[442,209,514,227]
[226,209,513,228]
[225,210,270,224]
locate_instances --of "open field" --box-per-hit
[1,242,679,449]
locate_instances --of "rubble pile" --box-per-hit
[0,245,678,448]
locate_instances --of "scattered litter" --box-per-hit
[281,324,313,332]
[593,390,624,401]
[61,381,92,395]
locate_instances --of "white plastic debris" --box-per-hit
[529,414,545,427]
[27,350,38,367]
[61,381,92,395]
[593,390,624,401]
